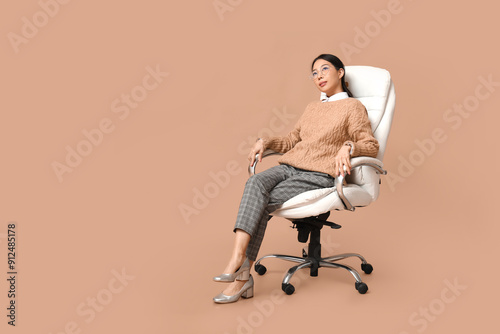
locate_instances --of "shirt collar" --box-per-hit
[321,91,349,102]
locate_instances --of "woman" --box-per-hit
[213,54,379,303]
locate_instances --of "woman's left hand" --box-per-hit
[334,146,351,177]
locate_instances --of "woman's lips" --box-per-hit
[319,81,327,87]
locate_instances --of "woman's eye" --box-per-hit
[322,66,328,71]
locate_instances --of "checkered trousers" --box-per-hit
[233,163,335,261]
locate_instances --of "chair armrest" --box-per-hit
[336,156,388,211]
[349,157,387,175]
[248,150,283,176]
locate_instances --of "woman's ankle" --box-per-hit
[223,254,245,273]
[232,253,246,265]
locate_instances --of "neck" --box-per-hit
[325,87,344,98]
[327,91,346,98]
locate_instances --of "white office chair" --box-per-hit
[250,66,395,295]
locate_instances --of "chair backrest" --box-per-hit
[320,66,395,162]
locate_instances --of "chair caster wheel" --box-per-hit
[361,263,373,274]
[282,283,295,295]
[255,264,267,275]
[355,282,368,294]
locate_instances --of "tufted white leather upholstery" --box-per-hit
[267,66,395,219]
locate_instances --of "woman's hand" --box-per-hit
[334,145,352,177]
[248,139,265,166]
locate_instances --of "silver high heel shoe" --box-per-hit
[213,258,250,282]
[213,275,254,304]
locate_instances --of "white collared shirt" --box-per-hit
[321,91,349,102]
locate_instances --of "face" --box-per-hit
[311,59,345,96]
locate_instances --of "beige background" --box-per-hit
[1,0,499,333]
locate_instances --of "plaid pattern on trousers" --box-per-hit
[233,163,336,261]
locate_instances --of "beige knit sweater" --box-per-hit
[261,98,379,179]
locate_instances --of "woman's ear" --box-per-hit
[338,68,345,79]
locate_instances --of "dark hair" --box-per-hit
[311,54,353,97]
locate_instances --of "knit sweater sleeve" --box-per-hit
[343,102,380,158]
[260,114,302,153]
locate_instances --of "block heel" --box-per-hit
[236,268,250,281]
[241,285,254,299]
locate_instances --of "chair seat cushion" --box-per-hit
[275,187,336,209]
[270,185,373,219]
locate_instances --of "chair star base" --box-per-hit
[254,212,373,295]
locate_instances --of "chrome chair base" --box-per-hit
[254,212,373,295]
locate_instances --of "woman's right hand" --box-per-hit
[248,138,265,166]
